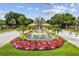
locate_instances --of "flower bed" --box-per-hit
[10,38,64,51]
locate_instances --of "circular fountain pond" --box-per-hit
[26,32,54,40]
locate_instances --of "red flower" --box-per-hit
[11,38,64,50]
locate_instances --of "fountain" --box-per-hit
[11,17,64,51]
[26,17,54,40]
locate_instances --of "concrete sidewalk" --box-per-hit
[58,30,79,47]
[0,30,20,47]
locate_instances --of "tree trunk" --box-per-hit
[0,26,1,30]
[65,24,68,29]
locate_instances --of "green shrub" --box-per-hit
[19,34,27,41]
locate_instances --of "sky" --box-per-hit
[0,3,79,20]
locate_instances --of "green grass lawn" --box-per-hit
[0,29,14,33]
[0,41,79,56]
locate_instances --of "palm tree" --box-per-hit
[17,25,27,35]
[51,26,62,34]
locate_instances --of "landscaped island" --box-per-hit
[10,17,64,51]
[11,35,64,51]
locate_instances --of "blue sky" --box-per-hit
[0,3,79,20]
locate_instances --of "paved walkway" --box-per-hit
[58,30,79,47]
[0,30,20,47]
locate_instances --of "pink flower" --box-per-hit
[11,38,64,50]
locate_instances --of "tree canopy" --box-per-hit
[4,11,34,26]
[46,13,79,29]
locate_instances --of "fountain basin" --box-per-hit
[26,32,54,40]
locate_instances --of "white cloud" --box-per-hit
[0,10,7,14]
[42,5,67,14]
[36,8,39,10]
[42,9,62,14]
[54,5,67,10]
[28,7,39,11]
[42,5,77,15]
[70,3,75,7]
[57,6,67,10]
[16,6,24,8]
[70,8,76,13]
[64,7,77,13]
[28,7,32,10]
[50,3,54,5]
[0,10,7,20]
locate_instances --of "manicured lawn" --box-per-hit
[0,41,79,56]
[0,29,14,33]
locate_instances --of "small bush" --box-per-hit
[19,34,27,41]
